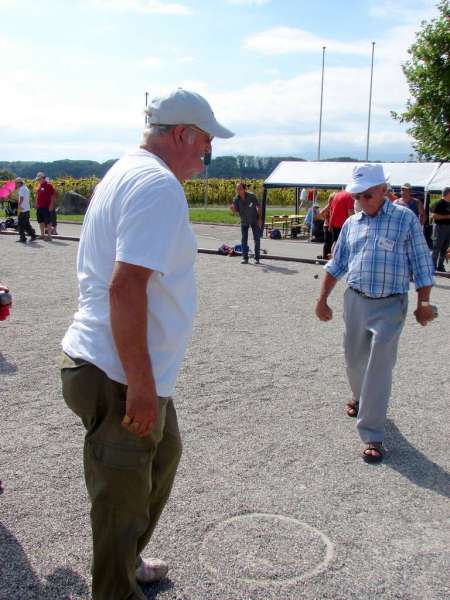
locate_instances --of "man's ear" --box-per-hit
[171,125,187,147]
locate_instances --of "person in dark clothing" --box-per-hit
[15,177,36,243]
[230,182,262,264]
[431,186,450,272]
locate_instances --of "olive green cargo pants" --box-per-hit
[60,353,182,600]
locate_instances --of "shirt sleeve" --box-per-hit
[115,181,186,276]
[325,220,350,279]
[405,215,434,289]
[233,197,240,213]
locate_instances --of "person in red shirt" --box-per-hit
[329,190,354,242]
[35,172,56,240]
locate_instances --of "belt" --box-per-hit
[349,287,402,300]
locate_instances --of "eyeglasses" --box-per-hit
[353,191,374,201]
[188,124,214,143]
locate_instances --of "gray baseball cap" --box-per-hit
[146,88,234,139]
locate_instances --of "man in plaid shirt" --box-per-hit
[315,164,435,463]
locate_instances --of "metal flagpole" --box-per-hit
[310,47,326,242]
[145,91,149,126]
[365,42,375,161]
[317,46,326,161]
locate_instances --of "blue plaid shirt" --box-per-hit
[326,199,434,297]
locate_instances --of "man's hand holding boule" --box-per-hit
[122,382,159,437]
[315,271,337,322]
[414,304,436,326]
[315,298,333,321]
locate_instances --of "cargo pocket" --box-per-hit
[85,439,153,512]
[88,439,152,470]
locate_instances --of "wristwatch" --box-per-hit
[418,301,430,306]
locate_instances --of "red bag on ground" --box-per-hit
[0,305,10,320]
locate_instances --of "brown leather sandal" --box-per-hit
[345,401,359,417]
[363,442,384,463]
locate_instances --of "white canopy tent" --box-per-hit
[262,160,449,218]
[264,161,444,190]
[427,162,450,192]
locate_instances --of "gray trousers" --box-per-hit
[432,224,450,271]
[343,288,408,443]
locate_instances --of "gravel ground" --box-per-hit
[1,234,449,600]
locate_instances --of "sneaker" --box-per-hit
[135,558,168,583]
[255,259,260,264]
[29,236,37,242]
[241,258,249,264]
[16,238,26,243]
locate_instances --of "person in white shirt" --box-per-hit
[60,88,233,600]
[15,177,36,243]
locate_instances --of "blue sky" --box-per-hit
[0,0,439,162]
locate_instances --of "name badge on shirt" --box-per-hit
[378,236,395,251]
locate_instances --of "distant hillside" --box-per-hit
[0,159,117,179]
[0,155,360,180]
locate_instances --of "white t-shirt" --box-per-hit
[62,148,198,396]
[18,185,30,211]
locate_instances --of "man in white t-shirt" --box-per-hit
[15,177,36,243]
[60,88,233,600]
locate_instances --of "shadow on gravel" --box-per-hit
[140,578,175,599]
[385,419,450,499]
[0,353,17,374]
[258,263,299,275]
[0,523,89,600]
[47,240,70,246]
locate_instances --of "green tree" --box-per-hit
[0,169,15,181]
[392,0,450,161]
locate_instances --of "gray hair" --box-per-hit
[141,124,177,144]
[142,123,198,146]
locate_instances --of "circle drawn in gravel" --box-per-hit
[200,513,335,586]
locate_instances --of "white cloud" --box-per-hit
[226,0,271,5]
[368,0,436,22]
[141,56,163,68]
[245,27,371,56]
[264,67,280,77]
[92,0,193,15]
[178,55,196,64]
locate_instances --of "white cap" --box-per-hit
[346,164,387,193]
[145,88,234,139]
[35,171,45,180]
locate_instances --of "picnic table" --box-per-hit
[264,214,305,238]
